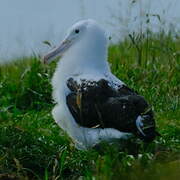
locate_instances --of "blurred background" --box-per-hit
[0,0,179,61]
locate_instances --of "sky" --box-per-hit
[0,0,179,61]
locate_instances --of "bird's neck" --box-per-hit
[57,39,110,77]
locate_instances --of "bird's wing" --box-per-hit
[66,77,157,141]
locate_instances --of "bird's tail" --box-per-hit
[135,115,159,142]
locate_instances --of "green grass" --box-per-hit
[0,33,180,179]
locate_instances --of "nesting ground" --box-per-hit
[0,33,179,180]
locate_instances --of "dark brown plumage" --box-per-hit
[66,78,157,142]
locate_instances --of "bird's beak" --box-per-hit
[42,39,72,64]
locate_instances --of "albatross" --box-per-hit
[42,19,157,149]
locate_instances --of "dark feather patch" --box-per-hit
[66,78,157,141]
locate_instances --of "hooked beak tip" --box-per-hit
[41,39,72,64]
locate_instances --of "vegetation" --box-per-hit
[0,32,179,179]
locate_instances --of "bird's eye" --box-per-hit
[75,29,80,34]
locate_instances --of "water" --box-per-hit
[0,0,179,61]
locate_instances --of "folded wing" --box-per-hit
[66,78,157,142]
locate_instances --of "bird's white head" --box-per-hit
[42,19,108,68]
